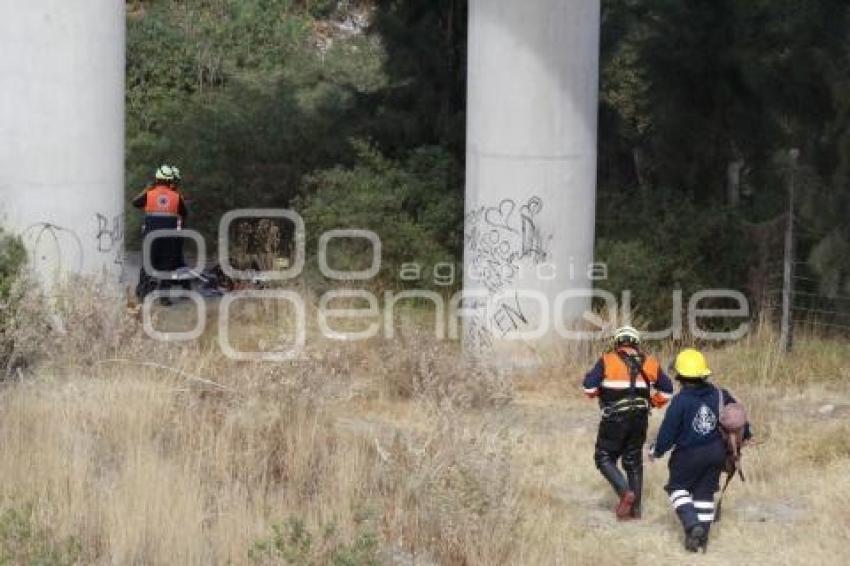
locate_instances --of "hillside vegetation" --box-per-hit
[126,0,850,326]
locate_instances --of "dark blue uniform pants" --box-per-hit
[136,216,185,300]
[665,440,727,534]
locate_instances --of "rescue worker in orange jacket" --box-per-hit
[131,165,187,228]
[132,165,188,299]
[582,326,674,519]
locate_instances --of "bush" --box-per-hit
[595,191,750,328]
[382,407,520,565]
[0,231,33,375]
[1,274,145,376]
[249,517,379,566]
[296,142,463,291]
[0,505,81,566]
[0,229,25,301]
[374,331,513,408]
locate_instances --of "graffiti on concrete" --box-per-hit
[464,195,550,351]
[465,196,549,294]
[21,222,85,274]
[96,212,124,253]
[519,197,546,260]
[95,212,125,267]
[491,293,528,337]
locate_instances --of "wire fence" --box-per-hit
[761,259,850,336]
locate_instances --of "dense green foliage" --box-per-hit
[296,141,463,290]
[127,0,850,322]
[597,0,850,321]
[0,229,27,374]
[126,0,386,242]
[0,229,25,300]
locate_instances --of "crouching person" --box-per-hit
[649,348,752,552]
[582,326,674,520]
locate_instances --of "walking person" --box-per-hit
[582,326,674,519]
[649,348,752,552]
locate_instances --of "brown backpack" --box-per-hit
[716,387,748,521]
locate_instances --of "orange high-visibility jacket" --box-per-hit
[602,351,660,387]
[583,349,674,408]
[600,351,670,408]
[132,184,187,219]
[144,185,181,215]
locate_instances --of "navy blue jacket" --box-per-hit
[652,382,752,458]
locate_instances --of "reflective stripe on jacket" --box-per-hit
[582,348,674,408]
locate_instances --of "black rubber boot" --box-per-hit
[699,522,711,552]
[685,525,707,553]
[627,467,643,519]
[597,458,629,496]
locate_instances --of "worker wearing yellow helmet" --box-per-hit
[649,349,752,553]
[582,326,674,520]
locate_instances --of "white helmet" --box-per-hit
[171,165,181,182]
[613,325,641,347]
[155,165,176,182]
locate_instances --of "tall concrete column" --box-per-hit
[0,1,125,283]
[463,0,600,363]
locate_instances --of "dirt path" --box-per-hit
[333,379,848,565]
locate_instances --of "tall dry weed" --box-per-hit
[1,275,847,564]
[1,272,151,375]
[381,407,520,565]
[374,330,513,409]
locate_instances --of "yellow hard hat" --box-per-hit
[673,348,711,379]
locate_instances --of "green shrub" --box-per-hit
[0,506,81,566]
[0,229,29,374]
[249,518,379,566]
[296,142,463,291]
[302,0,339,19]
[595,188,750,328]
[125,0,386,250]
[0,229,25,301]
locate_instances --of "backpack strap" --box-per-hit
[716,385,731,522]
[718,386,724,424]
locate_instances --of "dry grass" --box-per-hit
[0,280,848,564]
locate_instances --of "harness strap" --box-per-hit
[599,350,653,419]
[600,397,650,418]
[615,349,652,400]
